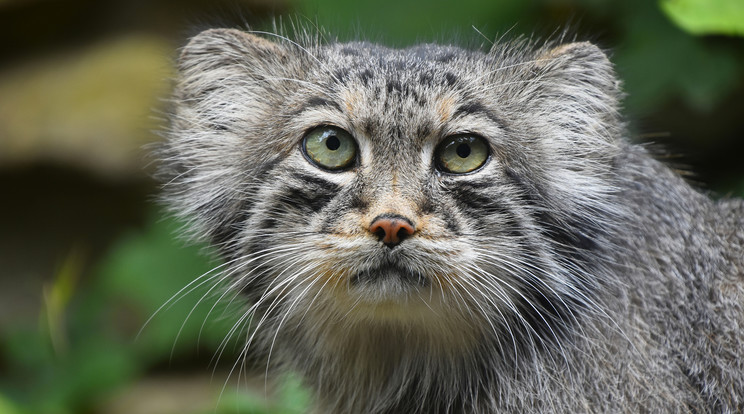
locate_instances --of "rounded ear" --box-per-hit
[178,28,288,74]
[161,30,298,250]
[534,41,622,107]
[517,41,624,152]
[503,42,625,222]
[537,42,611,69]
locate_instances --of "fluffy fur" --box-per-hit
[157,27,744,413]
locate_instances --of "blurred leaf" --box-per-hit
[90,213,312,413]
[660,0,744,36]
[613,0,742,115]
[1,327,136,414]
[32,339,136,414]
[617,32,740,114]
[0,394,25,414]
[0,211,247,414]
[213,391,272,414]
[41,249,85,355]
[275,375,311,414]
[215,375,309,414]
[92,213,244,362]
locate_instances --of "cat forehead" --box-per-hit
[292,42,501,146]
[327,41,476,64]
[321,41,483,87]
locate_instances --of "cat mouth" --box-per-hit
[352,263,427,285]
[349,262,430,300]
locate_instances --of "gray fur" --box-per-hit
[157,27,744,413]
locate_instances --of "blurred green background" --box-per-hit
[0,0,742,413]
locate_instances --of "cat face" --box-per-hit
[161,29,624,345]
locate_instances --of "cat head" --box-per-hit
[159,28,625,351]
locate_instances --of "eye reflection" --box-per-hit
[303,126,357,170]
[436,135,489,174]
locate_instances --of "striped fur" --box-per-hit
[158,27,744,413]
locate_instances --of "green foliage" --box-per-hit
[613,12,741,115]
[0,394,25,414]
[0,213,306,413]
[92,214,231,360]
[296,0,534,46]
[661,0,744,36]
[217,376,310,414]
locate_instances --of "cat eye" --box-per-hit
[302,126,358,171]
[435,134,489,174]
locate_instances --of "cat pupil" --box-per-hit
[456,143,471,158]
[326,136,341,151]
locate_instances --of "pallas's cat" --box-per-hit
[158,28,744,413]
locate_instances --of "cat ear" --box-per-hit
[533,42,621,108]
[510,42,624,219]
[162,30,299,250]
[522,41,623,150]
[175,28,305,103]
[178,28,288,74]
[537,42,611,69]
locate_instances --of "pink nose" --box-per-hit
[369,216,416,248]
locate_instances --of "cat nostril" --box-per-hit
[373,226,387,240]
[369,215,416,248]
[396,227,411,242]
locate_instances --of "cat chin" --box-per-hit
[328,293,467,332]
[330,274,458,324]
[347,264,429,301]
[306,287,485,354]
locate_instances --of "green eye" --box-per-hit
[302,126,358,170]
[436,134,489,174]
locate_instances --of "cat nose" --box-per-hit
[369,215,416,248]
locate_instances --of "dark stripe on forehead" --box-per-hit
[299,96,343,113]
[453,101,506,129]
[334,68,350,84]
[339,46,361,56]
[387,79,403,94]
